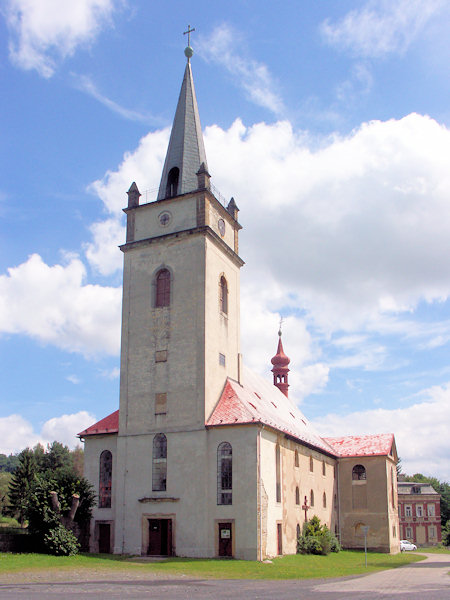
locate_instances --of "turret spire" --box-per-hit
[157,31,208,201]
[271,326,290,397]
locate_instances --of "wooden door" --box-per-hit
[218,522,232,557]
[148,519,172,556]
[98,523,111,553]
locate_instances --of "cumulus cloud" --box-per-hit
[0,411,95,454]
[313,383,450,481]
[0,253,121,356]
[321,0,446,58]
[197,23,284,116]
[4,0,120,77]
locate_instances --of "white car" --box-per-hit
[400,539,417,551]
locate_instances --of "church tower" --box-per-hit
[118,45,243,436]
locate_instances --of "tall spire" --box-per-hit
[157,39,208,201]
[271,327,290,397]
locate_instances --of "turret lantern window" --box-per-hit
[155,269,171,307]
[166,167,179,198]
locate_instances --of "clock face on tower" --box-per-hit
[218,218,225,237]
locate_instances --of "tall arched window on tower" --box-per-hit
[152,433,167,491]
[155,269,170,307]
[219,276,228,314]
[99,450,112,508]
[217,442,232,505]
[166,167,179,198]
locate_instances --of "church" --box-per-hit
[78,40,400,560]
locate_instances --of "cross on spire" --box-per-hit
[184,24,195,46]
[278,316,284,337]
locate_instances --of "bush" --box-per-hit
[297,515,341,555]
[43,523,80,556]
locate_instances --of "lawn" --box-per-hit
[0,550,425,580]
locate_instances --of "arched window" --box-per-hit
[295,486,300,505]
[166,167,179,198]
[152,433,167,491]
[309,456,314,472]
[219,276,228,314]
[217,442,232,505]
[99,450,112,508]
[310,489,314,507]
[322,460,326,476]
[352,464,366,481]
[323,492,327,508]
[296,523,301,540]
[276,445,281,503]
[155,269,170,307]
[294,449,299,468]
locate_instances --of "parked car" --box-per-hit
[400,539,417,551]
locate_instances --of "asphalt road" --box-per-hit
[0,553,448,599]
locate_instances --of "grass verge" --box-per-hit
[0,550,425,580]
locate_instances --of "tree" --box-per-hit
[0,472,12,515]
[297,515,341,555]
[7,449,37,526]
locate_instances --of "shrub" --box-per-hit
[43,523,80,556]
[297,515,341,555]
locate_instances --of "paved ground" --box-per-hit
[0,553,448,599]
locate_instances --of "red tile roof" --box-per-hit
[323,433,394,457]
[78,410,119,437]
[206,367,337,456]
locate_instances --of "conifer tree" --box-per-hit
[7,449,37,526]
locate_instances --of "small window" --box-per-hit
[219,353,226,367]
[166,167,179,198]
[322,461,326,476]
[152,433,167,491]
[219,276,228,314]
[416,505,423,517]
[310,489,314,507]
[155,269,170,307]
[405,505,412,517]
[352,464,366,480]
[427,504,435,517]
[406,526,413,539]
[411,485,420,494]
[155,393,167,415]
[99,450,112,508]
[155,350,167,362]
[309,457,314,472]
[429,525,436,538]
[296,523,301,540]
[323,492,327,508]
[295,486,300,505]
[217,442,232,505]
[294,450,299,468]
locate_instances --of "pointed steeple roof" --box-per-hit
[157,60,208,200]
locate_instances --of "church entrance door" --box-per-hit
[218,522,232,557]
[98,523,111,553]
[147,518,172,556]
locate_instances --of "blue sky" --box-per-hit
[1,0,450,480]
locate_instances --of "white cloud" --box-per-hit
[321,0,446,58]
[72,74,162,124]
[66,374,81,384]
[0,253,121,356]
[0,411,95,454]
[4,0,120,77]
[197,23,284,116]
[313,383,450,481]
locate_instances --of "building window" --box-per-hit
[295,486,300,505]
[416,505,423,517]
[155,269,170,307]
[294,449,299,468]
[309,456,314,472]
[99,450,112,508]
[352,464,366,480]
[276,445,281,503]
[406,526,413,539]
[217,442,232,505]
[411,485,420,494]
[310,489,314,507]
[323,492,327,508]
[427,504,435,517]
[219,276,228,314]
[322,460,326,476]
[405,505,412,517]
[152,433,167,491]
[429,525,436,538]
[334,493,337,508]
[219,353,226,366]
[296,523,301,540]
[155,393,167,415]
[166,166,179,198]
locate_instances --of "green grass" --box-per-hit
[416,545,450,554]
[0,550,425,580]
